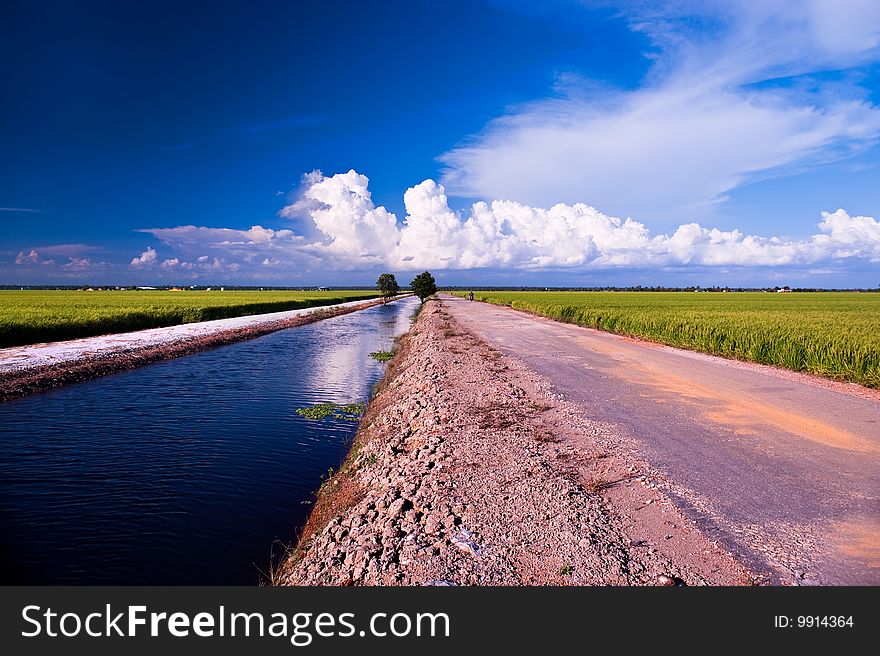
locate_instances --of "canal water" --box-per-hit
[0,297,418,584]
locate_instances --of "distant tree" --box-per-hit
[376,273,400,304]
[410,271,437,303]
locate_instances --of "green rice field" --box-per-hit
[0,290,380,348]
[452,291,880,388]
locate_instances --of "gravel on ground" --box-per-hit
[280,299,753,586]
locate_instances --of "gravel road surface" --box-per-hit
[443,295,880,585]
[283,300,751,586]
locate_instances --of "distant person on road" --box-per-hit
[468,291,474,302]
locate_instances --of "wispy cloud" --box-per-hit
[61,257,107,272]
[31,243,102,257]
[0,207,45,213]
[439,1,880,221]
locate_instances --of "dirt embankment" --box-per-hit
[280,299,753,586]
[0,298,391,402]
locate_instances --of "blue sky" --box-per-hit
[2,0,879,287]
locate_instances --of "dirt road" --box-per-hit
[283,300,751,586]
[442,295,880,585]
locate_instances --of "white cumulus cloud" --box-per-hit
[287,171,880,270]
[138,170,880,277]
[281,170,401,264]
[128,247,243,276]
[129,247,158,268]
[16,249,42,265]
[15,249,56,266]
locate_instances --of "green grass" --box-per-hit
[0,289,380,347]
[368,350,395,362]
[452,291,880,388]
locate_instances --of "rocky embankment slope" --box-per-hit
[281,299,753,586]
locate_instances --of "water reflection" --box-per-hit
[305,301,412,402]
[0,297,419,584]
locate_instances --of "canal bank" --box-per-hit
[0,295,408,402]
[281,298,753,586]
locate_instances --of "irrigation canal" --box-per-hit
[0,296,418,584]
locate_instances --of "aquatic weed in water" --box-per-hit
[295,402,366,422]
